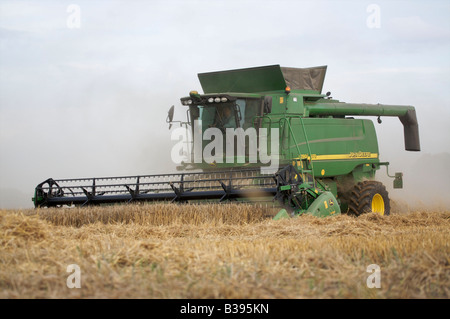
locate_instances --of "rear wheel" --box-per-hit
[348,181,390,216]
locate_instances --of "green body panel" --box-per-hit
[273,208,290,220]
[273,116,380,177]
[198,65,286,94]
[304,191,341,217]
[273,191,341,219]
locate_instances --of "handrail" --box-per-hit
[280,116,316,183]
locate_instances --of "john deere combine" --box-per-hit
[33,65,420,218]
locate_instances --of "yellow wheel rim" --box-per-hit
[372,193,385,215]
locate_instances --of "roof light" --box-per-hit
[285,86,291,94]
[208,97,214,103]
[221,97,228,102]
[214,97,221,103]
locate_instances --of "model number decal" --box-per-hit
[349,151,372,158]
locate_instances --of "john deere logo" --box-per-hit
[349,151,371,158]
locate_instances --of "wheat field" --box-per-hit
[0,203,449,299]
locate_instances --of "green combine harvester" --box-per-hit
[33,65,420,218]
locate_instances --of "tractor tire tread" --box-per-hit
[347,181,390,216]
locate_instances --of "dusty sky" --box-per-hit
[0,0,449,208]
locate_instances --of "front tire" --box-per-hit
[348,181,390,216]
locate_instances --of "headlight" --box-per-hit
[187,99,193,105]
[214,97,221,103]
[221,97,228,102]
[208,97,214,103]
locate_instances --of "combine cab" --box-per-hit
[33,65,420,218]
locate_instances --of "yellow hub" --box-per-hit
[371,193,385,215]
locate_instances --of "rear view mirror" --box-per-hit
[167,105,175,129]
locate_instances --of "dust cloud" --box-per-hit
[379,152,450,213]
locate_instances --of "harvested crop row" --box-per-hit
[1,206,449,299]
